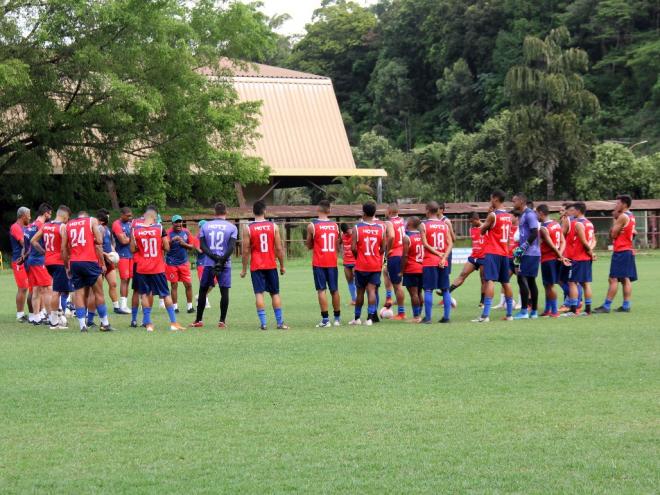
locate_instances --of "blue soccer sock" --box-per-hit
[442,289,451,320]
[166,305,176,323]
[348,281,357,302]
[424,290,433,321]
[482,297,492,318]
[274,307,283,325]
[354,307,362,320]
[131,306,139,323]
[505,297,513,317]
[75,307,86,329]
[143,307,152,325]
[96,304,109,325]
[367,304,376,316]
[551,299,558,314]
[577,284,583,303]
[375,291,380,309]
[603,298,612,310]
[86,310,95,325]
[560,282,569,301]
[398,305,405,315]
[622,300,631,310]
[60,294,69,312]
[257,308,267,326]
[333,311,340,323]
[544,299,550,313]
[386,290,393,300]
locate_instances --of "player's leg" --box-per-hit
[527,276,539,316]
[450,262,475,292]
[366,283,379,323]
[184,281,194,313]
[171,281,179,311]
[16,287,27,321]
[219,287,230,326]
[421,267,436,324]
[328,267,341,325]
[92,275,112,330]
[382,265,393,308]
[73,287,89,331]
[105,268,118,310]
[86,288,97,327]
[314,266,330,327]
[158,277,182,330]
[515,273,530,318]
[352,285,366,324]
[479,266,486,306]
[140,291,154,330]
[567,280,580,315]
[193,267,214,326]
[344,265,356,305]
[387,257,405,319]
[406,285,421,322]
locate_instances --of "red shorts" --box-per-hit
[27,265,52,288]
[166,263,192,284]
[118,258,133,280]
[12,262,30,290]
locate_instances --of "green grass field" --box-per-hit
[1,253,659,493]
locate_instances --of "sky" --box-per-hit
[255,0,378,36]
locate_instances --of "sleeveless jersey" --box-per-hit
[422,219,449,267]
[566,218,595,261]
[483,210,512,257]
[354,222,384,272]
[508,225,519,258]
[404,231,424,274]
[249,221,277,271]
[388,216,405,257]
[613,211,635,252]
[101,225,112,253]
[66,217,99,263]
[469,226,485,259]
[311,219,339,268]
[133,224,166,274]
[541,220,562,262]
[131,218,148,265]
[341,232,356,265]
[43,222,65,266]
[112,219,133,259]
[24,221,45,266]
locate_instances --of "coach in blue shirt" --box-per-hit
[512,193,540,319]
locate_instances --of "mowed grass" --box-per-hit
[1,254,658,494]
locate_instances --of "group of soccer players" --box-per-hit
[8,191,637,331]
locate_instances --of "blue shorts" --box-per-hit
[568,260,592,283]
[387,256,402,284]
[403,273,423,289]
[422,266,449,291]
[446,251,453,274]
[541,260,561,286]
[610,251,637,282]
[467,256,483,269]
[200,265,231,289]
[313,266,339,292]
[355,270,381,289]
[70,261,101,290]
[132,261,142,291]
[484,254,511,284]
[47,265,73,293]
[343,263,355,269]
[519,255,541,278]
[139,273,170,297]
[559,262,571,284]
[251,269,279,294]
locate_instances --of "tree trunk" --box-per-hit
[105,176,120,210]
[545,163,555,200]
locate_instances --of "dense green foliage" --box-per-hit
[287,0,660,201]
[2,255,659,492]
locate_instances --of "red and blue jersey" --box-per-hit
[566,218,594,261]
[24,220,45,267]
[483,210,512,257]
[66,217,99,263]
[111,219,132,259]
[133,224,166,274]
[613,211,635,252]
[9,222,25,262]
[422,219,449,267]
[541,220,562,262]
[341,231,356,265]
[354,221,384,272]
[248,221,277,271]
[100,225,113,253]
[166,228,192,266]
[312,219,339,268]
[469,226,485,259]
[42,222,65,266]
[388,216,405,257]
[404,231,424,274]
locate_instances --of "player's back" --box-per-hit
[354,222,384,272]
[422,219,449,267]
[341,231,356,265]
[42,222,64,265]
[249,221,277,271]
[405,231,424,274]
[388,217,405,257]
[483,210,512,257]
[568,218,594,261]
[470,226,485,259]
[541,220,562,262]
[66,217,98,263]
[613,211,635,252]
[312,219,339,268]
[133,224,165,274]
[202,219,237,262]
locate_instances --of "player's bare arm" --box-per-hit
[92,218,106,273]
[480,212,495,236]
[61,226,70,268]
[447,219,456,242]
[385,221,394,253]
[274,226,285,275]
[575,222,594,259]
[401,236,410,275]
[129,233,137,253]
[305,222,315,250]
[610,213,628,239]
[351,228,358,259]
[379,227,387,257]
[240,225,250,277]
[419,223,441,258]
[162,235,171,253]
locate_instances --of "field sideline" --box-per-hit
[1,253,659,493]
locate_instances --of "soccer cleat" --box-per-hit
[502,316,513,321]
[145,324,155,332]
[560,312,577,317]
[365,319,373,326]
[348,319,362,326]
[409,316,422,323]
[549,312,560,318]
[189,321,204,328]
[513,312,529,320]
[87,322,97,328]
[333,320,341,327]
[316,321,332,328]
[529,311,539,319]
[114,307,130,315]
[393,314,407,321]
[174,308,180,314]
[439,317,450,324]
[277,323,289,330]
[259,324,267,331]
[419,318,432,324]
[170,323,185,331]
[100,324,114,332]
[592,306,610,314]
[187,308,196,314]
[218,322,227,329]
[614,306,631,313]
[80,326,88,333]
[540,310,552,317]
[49,323,66,330]
[471,316,490,323]
[130,321,138,328]
[16,315,28,324]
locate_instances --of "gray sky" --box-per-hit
[255,0,377,36]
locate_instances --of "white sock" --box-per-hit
[78,318,86,329]
[113,301,119,309]
[17,312,24,319]
[173,303,178,310]
[120,297,127,309]
[499,294,506,305]
[187,302,193,310]
[101,315,109,326]
[49,311,59,325]
[205,298,211,309]
[28,313,35,322]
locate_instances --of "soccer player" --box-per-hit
[305,200,341,327]
[536,204,568,317]
[63,211,114,332]
[10,207,32,323]
[340,223,357,305]
[194,220,213,310]
[192,203,237,328]
[384,203,407,320]
[448,212,485,305]
[594,195,637,313]
[419,201,453,324]
[23,203,53,324]
[129,213,150,327]
[401,216,424,322]
[30,205,73,329]
[472,190,514,323]
[130,207,185,332]
[438,202,457,273]
[97,209,122,313]
[165,214,195,314]
[350,201,386,326]
[111,207,133,313]
[563,202,596,316]
[240,201,288,330]
[511,193,541,319]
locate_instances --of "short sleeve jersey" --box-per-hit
[469,226,485,259]
[422,219,450,267]
[165,228,192,266]
[613,212,635,252]
[312,219,339,268]
[199,219,238,268]
[24,220,45,267]
[10,222,25,262]
[518,208,540,256]
[341,232,356,265]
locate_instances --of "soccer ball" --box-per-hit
[379,307,394,319]
[107,251,120,265]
